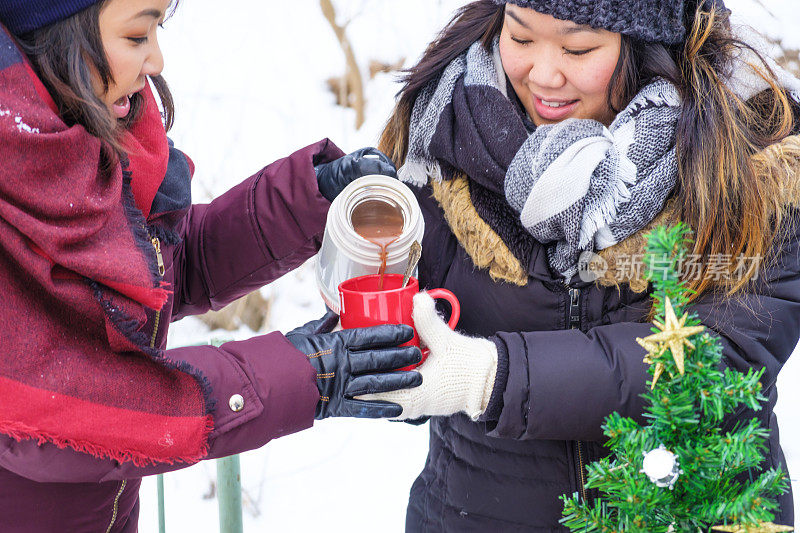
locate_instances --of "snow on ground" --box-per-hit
[139,1,800,531]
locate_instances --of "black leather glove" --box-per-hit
[314,147,397,202]
[286,311,422,419]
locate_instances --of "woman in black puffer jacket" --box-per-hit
[363,0,800,530]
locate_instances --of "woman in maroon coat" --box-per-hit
[365,0,800,530]
[0,0,421,531]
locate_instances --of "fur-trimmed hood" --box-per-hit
[430,134,800,291]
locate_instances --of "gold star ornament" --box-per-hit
[638,342,667,390]
[712,521,794,532]
[636,298,705,388]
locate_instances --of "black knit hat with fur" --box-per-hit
[492,0,728,45]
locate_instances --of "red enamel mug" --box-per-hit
[338,274,460,370]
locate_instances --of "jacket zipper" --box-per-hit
[575,440,587,503]
[566,286,588,503]
[105,480,127,533]
[151,236,165,277]
[149,236,164,349]
[568,287,581,330]
[104,235,161,532]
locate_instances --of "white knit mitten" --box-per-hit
[358,291,498,421]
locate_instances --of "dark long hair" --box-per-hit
[15,1,178,169]
[379,0,799,301]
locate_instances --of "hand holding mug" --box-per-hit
[356,292,498,421]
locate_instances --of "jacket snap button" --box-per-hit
[229,394,245,412]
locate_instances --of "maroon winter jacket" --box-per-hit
[0,139,343,532]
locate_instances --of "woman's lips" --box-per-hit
[113,94,131,119]
[532,95,579,122]
[112,84,147,119]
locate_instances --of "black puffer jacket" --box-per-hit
[405,136,800,532]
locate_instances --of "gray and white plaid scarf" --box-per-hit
[399,36,800,280]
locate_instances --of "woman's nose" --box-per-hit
[528,57,566,89]
[143,41,164,78]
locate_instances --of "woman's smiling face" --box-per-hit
[498,5,622,126]
[97,0,171,119]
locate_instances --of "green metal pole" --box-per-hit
[217,455,243,533]
[157,474,166,533]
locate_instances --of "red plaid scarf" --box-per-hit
[0,25,212,466]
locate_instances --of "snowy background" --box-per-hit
[141,1,800,531]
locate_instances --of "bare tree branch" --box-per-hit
[320,0,366,129]
[752,0,778,21]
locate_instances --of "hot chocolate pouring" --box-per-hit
[350,198,404,289]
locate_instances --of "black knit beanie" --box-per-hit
[492,0,728,45]
[0,0,102,35]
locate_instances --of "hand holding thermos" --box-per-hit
[314,147,397,201]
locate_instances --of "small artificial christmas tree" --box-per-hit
[560,223,793,533]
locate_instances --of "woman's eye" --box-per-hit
[511,36,532,46]
[564,48,595,56]
[127,36,148,44]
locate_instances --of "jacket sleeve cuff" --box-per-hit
[168,332,319,459]
[0,333,319,483]
[488,323,656,441]
[478,337,510,422]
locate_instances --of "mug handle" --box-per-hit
[426,288,460,330]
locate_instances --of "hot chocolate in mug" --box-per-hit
[338,273,460,370]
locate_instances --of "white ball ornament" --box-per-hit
[641,445,683,489]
